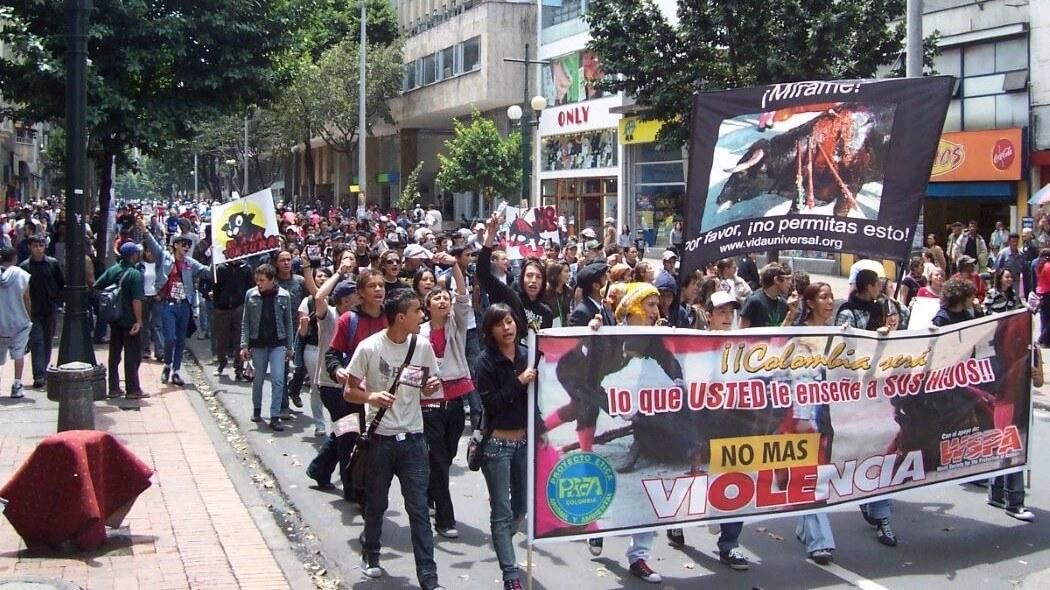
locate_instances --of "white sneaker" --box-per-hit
[10,382,24,399]
[436,527,459,539]
[360,556,382,578]
[313,426,326,437]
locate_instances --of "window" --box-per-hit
[950,36,1029,131]
[440,46,455,79]
[423,53,438,85]
[403,60,417,91]
[462,36,480,72]
[541,0,589,43]
[541,129,617,171]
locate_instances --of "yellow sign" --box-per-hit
[349,184,361,193]
[709,433,820,474]
[619,116,664,145]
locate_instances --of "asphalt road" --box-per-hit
[183,336,1050,590]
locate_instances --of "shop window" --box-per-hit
[462,36,480,72]
[541,129,617,171]
[963,43,995,76]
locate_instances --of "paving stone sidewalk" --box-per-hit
[0,344,297,590]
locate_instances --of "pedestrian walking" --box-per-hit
[94,242,147,399]
[211,258,254,380]
[345,289,444,590]
[240,263,294,431]
[0,247,32,398]
[20,235,64,388]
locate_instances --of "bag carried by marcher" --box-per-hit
[98,269,132,323]
[466,427,492,472]
[344,334,418,504]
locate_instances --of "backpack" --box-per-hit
[98,269,132,323]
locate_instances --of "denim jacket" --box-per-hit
[143,231,209,305]
[240,286,294,349]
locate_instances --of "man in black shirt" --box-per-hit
[20,236,64,387]
[739,262,797,328]
[212,258,254,380]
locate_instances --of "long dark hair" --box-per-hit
[480,303,516,348]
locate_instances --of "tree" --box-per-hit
[397,161,425,211]
[0,0,294,255]
[585,0,935,148]
[436,110,521,211]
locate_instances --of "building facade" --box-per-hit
[0,37,49,210]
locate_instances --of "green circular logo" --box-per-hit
[546,452,617,526]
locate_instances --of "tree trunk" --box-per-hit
[303,130,316,203]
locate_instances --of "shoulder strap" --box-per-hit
[348,311,360,344]
[362,334,418,439]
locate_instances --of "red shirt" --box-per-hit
[328,309,387,356]
[161,260,186,300]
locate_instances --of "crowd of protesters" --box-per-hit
[0,196,1040,588]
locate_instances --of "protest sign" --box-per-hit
[501,205,561,260]
[529,310,1031,542]
[211,189,281,265]
[682,77,954,274]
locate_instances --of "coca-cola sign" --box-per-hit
[992,138,1015,171]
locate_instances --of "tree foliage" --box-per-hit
[436,110,521,206]
[585,0,935,147]
[398,161,426,211]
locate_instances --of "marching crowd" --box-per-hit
[0,197,1041,588]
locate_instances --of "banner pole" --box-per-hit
[527,542,534,590]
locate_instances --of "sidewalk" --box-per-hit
[0,344,294,590]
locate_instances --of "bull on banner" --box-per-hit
[528,311,1031,542]
[500,205,561,260]
[681,77,954,275]
[211,189,282,265]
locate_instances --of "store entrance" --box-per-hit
[542,177,617,238]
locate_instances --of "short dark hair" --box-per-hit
[855,269,880,292]
[480,303,516,348]
[26,235,45,246]
[254,263,277,280]
[0,247,16,264]
[383,288,420,324]
[942,277,976,309]
[759,263,789,288]
[449,244,471,258]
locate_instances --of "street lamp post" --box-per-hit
[507,95,547,207]
[225,159,238,199]
[58,0,94,365]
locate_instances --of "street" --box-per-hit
[181,334,1050,590]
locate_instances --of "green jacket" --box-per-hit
[94,261,145,327]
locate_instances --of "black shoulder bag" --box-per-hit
[344,334,418,504]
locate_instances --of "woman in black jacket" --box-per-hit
[475,303,536,589]
[476,214,553,337]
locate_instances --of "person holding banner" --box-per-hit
[835,268,897,547]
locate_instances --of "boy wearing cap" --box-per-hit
[94,242,147,399]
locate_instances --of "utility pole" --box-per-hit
[504,44,549,207]
[243,110,250,195]
[58,0,94,365]
[358,0,368,210]
[193,152,198,201]
[906,0,924,77]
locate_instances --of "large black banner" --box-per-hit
[682,77,954,274]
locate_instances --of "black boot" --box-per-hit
[269,417,285,432]
[251,408,262,422]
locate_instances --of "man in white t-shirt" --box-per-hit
[346,289,444,590]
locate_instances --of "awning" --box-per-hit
[925,181,1016,199]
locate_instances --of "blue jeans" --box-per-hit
[717,522,744,553]
[989,471,1026,508]
[142,299,165,357]
[463,327,483,431]
[251,346,287,418]
[861,499,891,520]
[199,298,213,338]
[480,437,527,581]
[796,513,835,553]
[626,532,655,564]
[362,432,437,588]
[162,300,191,371]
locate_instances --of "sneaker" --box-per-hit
[666,528,685,548]
[289,393,303,408]
[313,426,326,437]
[503,579,524,590]
[1006,506,1035,521]
[279,409,294,420]
[31,379,44,389]
[987,497,1008,510]
[161,366,171,383]
[107,388,124,398]
[422,583,445,590]
[436,527,459,539]
[360,555,382,578]
[171,373,185,387]
[587,537,603,556]
[10,382,24,399]
[213,364,226,377]
[250,408,262,423]
[269,418,285,432]
[125,391,150,400]
[628,559,662,583]
[305,466,334,490]
[810,549,834,565]
[719,548,750,571]
[875,518,898,547]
